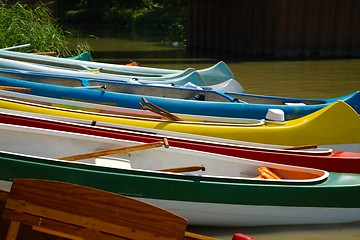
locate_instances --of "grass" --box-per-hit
[0,1,91,56]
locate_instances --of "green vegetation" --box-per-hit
[58,0,187,41]
[0,1,91,56]
[0,1,186,54]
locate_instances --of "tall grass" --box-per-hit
[0,2,90,56]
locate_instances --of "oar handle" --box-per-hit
[141,97,182,121]
[283,144,317,150]
[32,51,57,55]
[1,43,31,51]
[184,231,219,240]
[157,166,205,173]
[0,86,31,92]
[139,103,175,120]
[59,138,169,161]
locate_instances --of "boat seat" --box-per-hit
[284,102,306,106]
[95,156,132,169]
[2,178,217,240]
[256,167,282,180]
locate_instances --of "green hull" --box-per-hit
[0,151,359,208]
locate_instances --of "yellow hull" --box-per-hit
[0,98,359,146]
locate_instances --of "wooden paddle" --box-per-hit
[0,86,31,92]
[139,103,178,121]
[140,97,182,121]
[58,138,169,161]
[32,51,57,55]
[282,144,317,150]
[157,166,205,173]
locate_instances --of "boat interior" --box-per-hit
[226,92,326,105]
[0,68,327,105]
[0,123,327,183]
[0,95,266,126]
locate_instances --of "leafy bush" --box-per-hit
[58,0,187,41]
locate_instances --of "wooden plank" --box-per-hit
[187,0,360,58]
[350,0,360,56]
[274,0,288,57]
[58,139,168,161]
[334,0,352,56]
[5,221,20,240]
[33,226,83,240]
[235,0,252,54]
[3,210,132,240]
[318,0,337,57]
[0,191,8,203]
[263,0,277,56]
[303,0,321,57]
[157,166,206,173]
[185,232,218,240]
[3,179,188,240]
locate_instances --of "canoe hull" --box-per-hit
[142,198,360,227]
[0,153,359,227]
[0,50,235,84]
[0,69,358,120]
[1,111,360,173]
[0,96,359,150]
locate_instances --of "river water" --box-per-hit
[68,27,360,240]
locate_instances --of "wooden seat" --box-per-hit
[2,178,217,240]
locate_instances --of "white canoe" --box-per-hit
[1,123,359,227]
[0,49,236,85]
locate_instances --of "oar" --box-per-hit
[58,138,169,161]
[139,103,177,120]
[0,86,31,92]
[157,166,205,173]
[282,144,317,150]
[140,97,182,121]
[32,51,57,55]
[75,85,107,90]
[0,43,31,51]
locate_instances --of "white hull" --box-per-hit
[141,198,360,227]
[0,50,235,83]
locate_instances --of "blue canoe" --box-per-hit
[0,68,358,120]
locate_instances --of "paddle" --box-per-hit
[0,86,31,92]
[157,166,206,173]
[58,138,169,161]
[282,144,317,150]
[0,43,31,51]
[32,51,57,55]
[139,103,177,120]
[139,97,182,121]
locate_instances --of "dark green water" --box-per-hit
[68,27,360,240]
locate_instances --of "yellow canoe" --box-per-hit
[0,97,358,149]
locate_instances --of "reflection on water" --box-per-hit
[68,27,360,240]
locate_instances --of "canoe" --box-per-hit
[1,110,360,174]
[0,123,359,227]
[0,96,358,151]
[0,59,244,92]
[67,51,93,61]
[0,69,358,120]
[0,50,235,84]
[0,56,222,87]
[0,88,260,124]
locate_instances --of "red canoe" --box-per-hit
[0,111,359,174]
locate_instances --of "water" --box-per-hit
[68,27,360,240]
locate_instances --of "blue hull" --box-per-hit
[0,70,358,120]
